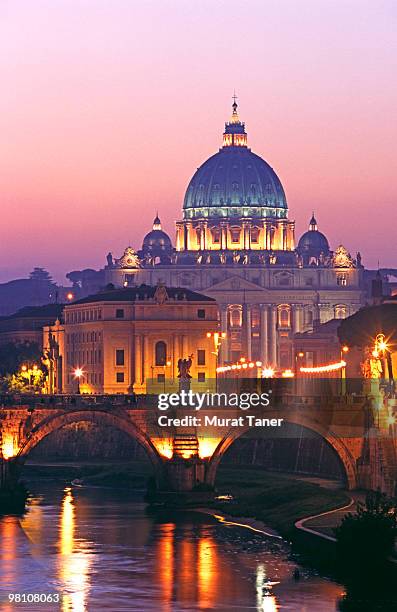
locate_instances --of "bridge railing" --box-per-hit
[0,393,160,410]
[0,391,370,411]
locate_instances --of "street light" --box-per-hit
[74,368,83,394]
[340,346,349,394]
[207,331,227,390]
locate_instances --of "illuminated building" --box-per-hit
[69,101,368,368]
[44,284,218,393]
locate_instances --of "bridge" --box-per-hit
[1,382,396,498]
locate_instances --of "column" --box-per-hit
[134,334,142,386]
[182,335,189,359]
[220,222,227,250]
[268,306,277,366]
[143,335,149,384]
[292,305,299,334]
[245,305,252,360]
[220,305,229,364]
[173,334,179,379]
[293,305,303,334]
[185,222,192,250]
[203,221,208,250]
[199,223,205,250]
[176,224,183,251]
[260,304,268,365]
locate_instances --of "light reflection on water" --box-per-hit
[0,484,344,611]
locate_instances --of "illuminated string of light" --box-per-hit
[300,360,346,374]
[216,360,262,373]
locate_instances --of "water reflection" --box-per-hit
[0,483,347,610]
[197,535,217,609]
[59,487,91,612]
[256,564,279,611]
[0,517,17,612]
[156,523,174,610]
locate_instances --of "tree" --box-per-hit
[335,490,397,573]
[0,342,42,376]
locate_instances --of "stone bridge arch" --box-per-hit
[16,409,164,479]
[206,416,358,490]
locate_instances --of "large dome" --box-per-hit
[183,101,287,221]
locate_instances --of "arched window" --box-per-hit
[278,305,291,328]
[211,227,220,244]
[251,226,260,243]
[229,305,242,327]
[155,341,167,366]
[230,227,241,243]
[335,305,347,319]
[251,307,260,328]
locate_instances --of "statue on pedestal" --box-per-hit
[178,354,193,391]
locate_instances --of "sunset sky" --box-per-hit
[0,0,396,283]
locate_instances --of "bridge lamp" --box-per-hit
[66,292,74,301]
[341,345,349,354]
[262,367,275,378]
[377,339,388,353]
[73,368,84,394]
[21,365,27,372]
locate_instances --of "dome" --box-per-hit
[183,101,287,221]
[297,215,330,257]
[142,215,172,257]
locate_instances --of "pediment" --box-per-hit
[206,275,264,292]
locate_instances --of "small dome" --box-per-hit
[142,215,173,258]
[297,214,330,257]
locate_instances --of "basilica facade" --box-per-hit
[69,102,365,368]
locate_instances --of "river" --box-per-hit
[0,482,345,611]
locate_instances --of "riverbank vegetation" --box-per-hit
[335,490,397,572]
[213,465,350,539]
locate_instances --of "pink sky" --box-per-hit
[0,0,396,283]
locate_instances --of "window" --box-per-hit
[211,227,220,243]
[276,273,291,286]
[229,305,242,327]
[155,341,167,366]
[230,227,241,243]
[157,373,165,383]
[198,372,206,383]
[251,227,260,243]
[197,309,205,319]
[335,305,347,319]
[278,305,291,328]
[116,308,125,318]
[337,274,347,287]
[251,307,260,328]
[305,310,313,325]
[116,372,124,383]
[116,349,125,366]
[197,349,206,366]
